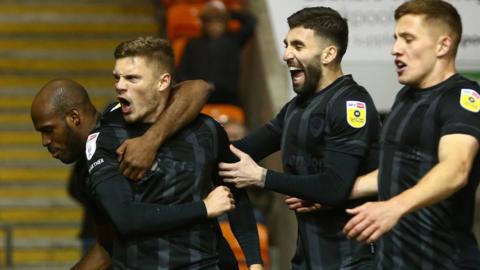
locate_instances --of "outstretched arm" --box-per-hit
[220,145,362,206]
[116,80,212,180]
[285,169,378,213]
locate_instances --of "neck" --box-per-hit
[81,111,100,145]
[417,57,456,89]
[316,65,344,92]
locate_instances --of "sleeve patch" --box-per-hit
[346,101,366,128]
[86,132,99,161]
[460,89,480,113]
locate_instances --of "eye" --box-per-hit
[294,44,304,51]
[40,126,54,135]
[125,75,140,83]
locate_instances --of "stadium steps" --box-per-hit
[0,0,160,268]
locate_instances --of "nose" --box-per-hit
[391,39,401,56]
[115,77,126,94]
[283,46,294,62]
[41,133,51,147]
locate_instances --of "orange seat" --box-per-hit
[160,0,207,8]
[220,221,270,269]
[201,104,245,124]
[171,37,189,67]
[166,3,203,40]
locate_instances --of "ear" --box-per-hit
[158,72,172,92]
[437,35,452,57]
[65,109,81,127]
[321,45,338,64]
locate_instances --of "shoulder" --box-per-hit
[99,102,125,127]
[330,79,377,114]
[184,114,223,135]
[441,86,480,114]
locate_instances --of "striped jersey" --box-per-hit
[86,103,261,269]
[376,74,480,269]
[236,75,380,269]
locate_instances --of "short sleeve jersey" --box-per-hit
[377,74,480,269]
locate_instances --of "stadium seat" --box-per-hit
[166,3,203,40]
[171,37,189,67]
[219,218,270,269]
[160,0,207,8]
[201,104,245,125]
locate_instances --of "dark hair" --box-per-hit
[114,36,175,74]
[288,7,348,63]
[395,0,462,56]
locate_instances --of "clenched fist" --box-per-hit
[203,186,236,218]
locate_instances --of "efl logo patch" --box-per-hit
[86,132,99,161]
[346,101,366,128]
[460,89,480,113]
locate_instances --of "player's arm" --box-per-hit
[389,134,476,211]
[344,134,478,243]
[221,145,362,205]
[71,224,112,270]
[221,94,379,205]
[116,79,212,180]
[88,133,233,236]
[230,9,256,46]
[349,169,378,199]
[285,169,378,213]
[215,125,263,269]
[71,241,110,270]
[92,167,234,236]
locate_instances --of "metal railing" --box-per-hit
[0,222,13,267]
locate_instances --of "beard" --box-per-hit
[293,60,322,97]
[60,123,83,164]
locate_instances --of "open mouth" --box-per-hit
[395,60,407,73]
[118,96,132,114]
[289,66,305,82]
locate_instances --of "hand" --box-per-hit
[285,196,322,213]
[219,145,266,188]
[249,264,264,270]
[203,186,235,218]
[116,135,159,181]
[343,200,404,243]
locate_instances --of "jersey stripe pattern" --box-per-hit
[376,74,480,270]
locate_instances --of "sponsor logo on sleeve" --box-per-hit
[86,132,99,161]
[346,101,367,128]
[460,89,480,113]
[88,158,104,173]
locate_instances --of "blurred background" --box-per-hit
[0,0,479,269]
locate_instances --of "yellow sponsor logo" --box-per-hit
[460,89,480,113]
[346,101,366,128]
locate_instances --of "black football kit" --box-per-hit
[86,104,261,269]
[376,74,480,269]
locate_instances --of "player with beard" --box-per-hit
[217,7,381,269]
[343,1,480,269]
